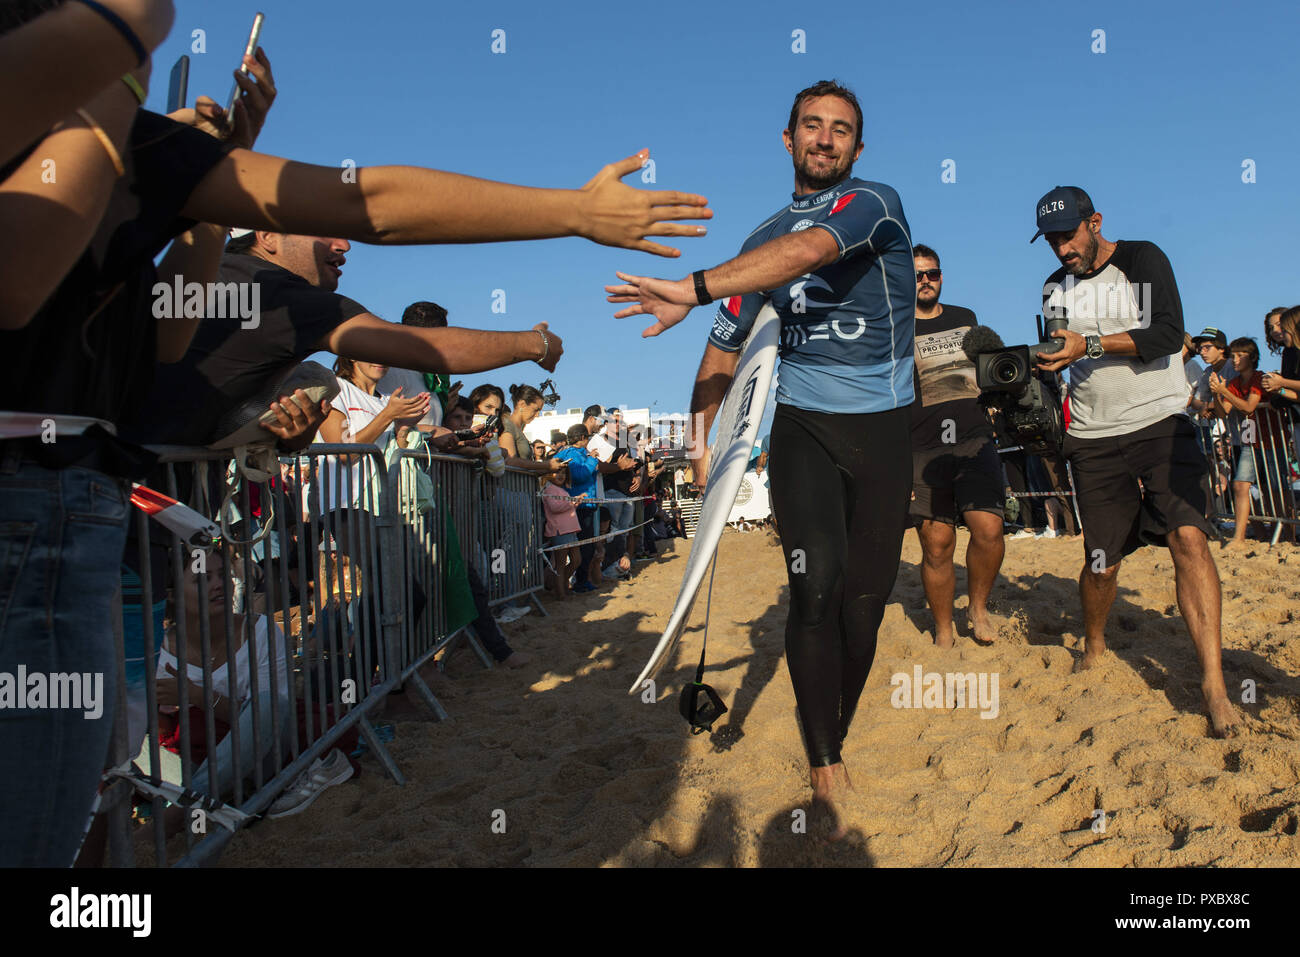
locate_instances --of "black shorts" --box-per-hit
[1063,415,1213,570]
[909,436,1004,525]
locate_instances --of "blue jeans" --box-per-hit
[573,507,596,586]
[0,459,128,866]
[602,489,633,568]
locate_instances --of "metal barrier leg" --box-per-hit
[406,672,450,722]
[462,625,496,669]
[105,581,135,868]
[529,591,549,618]
[357,716,405,785]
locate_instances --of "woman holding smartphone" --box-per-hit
[313,357,429,680]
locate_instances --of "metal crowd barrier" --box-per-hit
[383,449,547,714]
[1203,405,1298,544]
[996,445,1084,533]
[103,441,547,867]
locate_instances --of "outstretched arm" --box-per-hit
[322,314,564,374]
[606,228,839,337]
[181,149,710,257]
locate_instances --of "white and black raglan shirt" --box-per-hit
[1041,240,1187,440]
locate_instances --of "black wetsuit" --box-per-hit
[768,404,911,765]
[707,179,915,766]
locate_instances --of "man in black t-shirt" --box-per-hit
[908,244,1005,648]
[126,231,565,446]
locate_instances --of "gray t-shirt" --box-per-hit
[1042,240,1187,439]
[502,415,533,460]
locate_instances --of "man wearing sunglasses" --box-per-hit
[908,244,1005,648]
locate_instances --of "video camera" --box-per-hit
[539,378,561,408]
[967,315,1067,455]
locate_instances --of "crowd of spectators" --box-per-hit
[1001,309,1299,545]
[0,0,712,867]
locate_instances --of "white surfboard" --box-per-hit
[726,470,771,525]
[629,302,779,693]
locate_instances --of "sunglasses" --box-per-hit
[915,269,942,282]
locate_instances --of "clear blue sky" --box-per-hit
[150,0,1299,424]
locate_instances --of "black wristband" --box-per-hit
[74,0,149,66]
[692,270,713,306]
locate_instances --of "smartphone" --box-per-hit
[471,412,501,434]
[224,12,265,131]
[166,55,189,113]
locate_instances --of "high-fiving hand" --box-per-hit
[605,272,697,338]
[577,151,711,258]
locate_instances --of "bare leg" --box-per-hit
[1075,559,1119,671]
[1044,497,1063,533]
[808,762,861,843]
[1225,480,1251,547]
[962,510,1005,644]
[1166,525,1240,737]
[917,520,956,648]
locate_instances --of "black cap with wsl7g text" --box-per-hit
[1031,186,1095,243]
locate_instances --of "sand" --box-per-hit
[220,529,1300,867]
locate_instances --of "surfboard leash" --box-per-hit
[679,554,728,735]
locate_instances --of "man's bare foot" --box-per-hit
[1072,643,1110,673]
[1203,686,1241,738]
[808,763,861,844]
[933,623,955,649]
[968,608,996,646]
[502,651,532,669]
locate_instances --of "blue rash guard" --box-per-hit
[707,177,915,414]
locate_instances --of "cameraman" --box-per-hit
[908,244,1004,647]
[1032,187,1238,738]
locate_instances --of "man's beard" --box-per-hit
[916,287,939,309]
[1063,231,1100,276]
[794,148,851,191]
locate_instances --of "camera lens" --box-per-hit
[990,354,1023,385]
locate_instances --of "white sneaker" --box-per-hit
[494,604,531,624]
[1009,529,1035,540]
[267,749,354,820]
[1035,528,1059,539]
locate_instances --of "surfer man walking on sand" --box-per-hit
[606,80,915,839]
